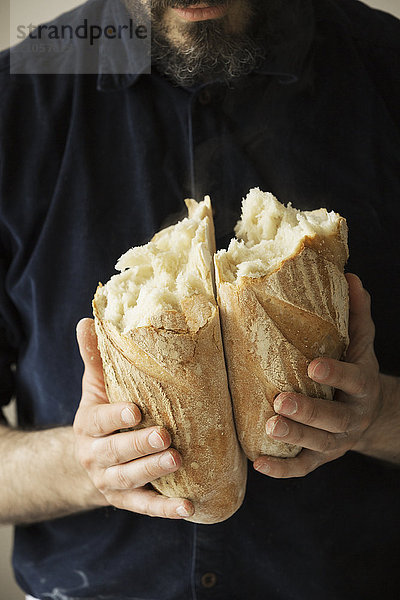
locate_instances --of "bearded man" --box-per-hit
[1,1,400,599]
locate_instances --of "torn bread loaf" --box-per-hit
[214,188,349,460]
[93,197,247,524]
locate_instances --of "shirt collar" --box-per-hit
[254,0,315,84]
[96,0,315,92]
[96,0,151,92]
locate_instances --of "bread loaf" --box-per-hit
[214,188,349,460]
[93,197,247,524]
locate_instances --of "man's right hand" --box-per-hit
[73,318,194,520]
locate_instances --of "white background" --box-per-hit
[0,1,399,598]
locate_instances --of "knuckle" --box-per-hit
[140,497,154,517]
[319,432,338,453]
[91,405,106,435]
[334,363,347,389]
[369,352,380,373]
[300,462,316,477]
[142,458,161,482]
[279,457,308,479]
[151,498,169,519]
[296,465,311,477]
[136,492,164,518]
[144,497,171,519]
[354,370,369,398]
[359,412,371,432]
[269,461,288,479]
[130,431,149,456]
[104,435,123,465]
[106,490,126,510]
[340,432,353,452]
[76,441,96,471]
[92,472,107,495]
[298,455,321,477]
[354,404,372,431]
[114,464,134,489]
[79,451,94,471]
[92,404,124,436]
[73,406,89,435]
[86,380,108,403]
[162,501,177,519]
[337,408,353,433]
[291,426,306,447]
[269,454,313,479]
[280,463,292,478]
[303,397,318,426]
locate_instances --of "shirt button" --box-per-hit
[201,572,217,588]
[198,89,212,105]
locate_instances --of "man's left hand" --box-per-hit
[253,273,384,478]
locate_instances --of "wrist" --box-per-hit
[0,424,108,525]
[353,374,400,464]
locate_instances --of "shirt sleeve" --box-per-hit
[0,254,18,425]
[0,61,19,424]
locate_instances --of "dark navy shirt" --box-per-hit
[1,0,400,598]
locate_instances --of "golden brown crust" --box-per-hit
[299,217,348,270]
[215,236,349,461]
[93,285,247,524]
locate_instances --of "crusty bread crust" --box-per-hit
[93,198,247,524]
[215,229,349,461]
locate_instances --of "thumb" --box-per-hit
[76,318,107,402]
[76,318,103,369]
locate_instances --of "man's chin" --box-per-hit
[150,0,268,87]
[151,28,266,87]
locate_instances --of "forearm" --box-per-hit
[0,424,107,525]
[353,374,400,465]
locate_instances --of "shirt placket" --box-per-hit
[186,82,235,600]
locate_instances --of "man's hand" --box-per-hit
[73,318,194,519]
[253,273,388,478]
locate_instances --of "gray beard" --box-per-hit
[151,3,270,86]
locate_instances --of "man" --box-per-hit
[0,0,399,598]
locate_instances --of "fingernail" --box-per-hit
[121,407,137,425]
[310,360,329,381]
[176,504,192,517]
[254,461,270,474]
[148,430,166,449]
[274,395,297,416]
[266,417,289,438]
[160,452,177,470]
